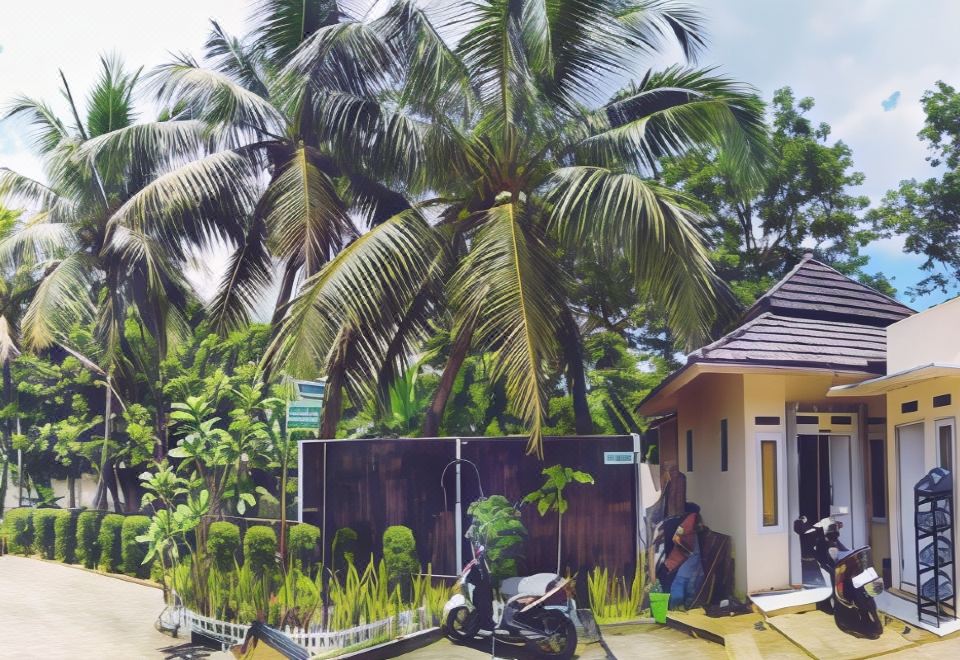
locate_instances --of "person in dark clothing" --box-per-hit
[667,503,704,609]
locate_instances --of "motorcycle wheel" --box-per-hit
[445,606,481,643]
[536,618,578,659]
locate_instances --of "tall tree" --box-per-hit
[266,0,767,456]
[871,81,960,297]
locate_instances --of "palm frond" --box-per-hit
[205,20,270,98]
[0,214,75,268]
[208,215,274,334]
[3,96,70,153]
[252,0,341,63]
[0,168,64,212]
[0,315,20,364]
[615,1,707,63]
[21,253,95,349]
[452,203,563,457]
[77,119,214,174]
[85,54,142,138]
[547,165,724,347]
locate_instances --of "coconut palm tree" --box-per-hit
[264,0,767,456]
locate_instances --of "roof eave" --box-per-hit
[827,363,960,397]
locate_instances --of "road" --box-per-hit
[0,554,221,660]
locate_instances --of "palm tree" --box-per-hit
[0,55,222,456]
[265,0,767,456]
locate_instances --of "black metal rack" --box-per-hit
[915,467,956,626]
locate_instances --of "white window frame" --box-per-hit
[935,417,956,473]
[756,431,787,534]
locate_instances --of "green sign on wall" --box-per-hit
[287,403,322,430]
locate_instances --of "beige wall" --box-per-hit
[884,377,960,590]
[676,372,749,594]
[888,297,960,373]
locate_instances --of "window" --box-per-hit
[869,437,886,519]
[937,419,955,473]
[902,400,918,414]
[686,430,694,472]
[756,432,784,532]
[720,419,728,472]
[761,440,778,527]
[934,394,952,408]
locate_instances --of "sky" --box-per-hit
[0,1,958,311]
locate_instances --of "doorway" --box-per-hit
[797,434,853,585]
[897,423,925,592]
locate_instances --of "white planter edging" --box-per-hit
[177,606,428,652]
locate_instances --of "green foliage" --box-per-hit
[331,526,358,573]
[207,521,241,573]
[327,559,403,631]
[523,465,595,517]
[53,509,78,563]
[121,515,151,577]
[32,508,58,559]
[382,526,419,594]
[466,496,527,584]
[97,514,125,572]
[75,511,105,568]
[243,525,277,575]
[288,523,321,572]
[2,508,34,554]
[587,555,646,623]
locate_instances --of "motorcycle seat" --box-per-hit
[500,573,560,599]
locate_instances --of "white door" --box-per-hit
[829,436,853,549]
[898,423,925,592]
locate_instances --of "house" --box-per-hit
[639,254,915,596]
[828,293,960,607]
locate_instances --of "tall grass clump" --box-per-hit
[587,554,646,623]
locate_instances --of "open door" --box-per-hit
[897,423,925,592]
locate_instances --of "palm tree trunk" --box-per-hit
[422,312,478,437]
[0,360,11,515]
[319,326,355,439]
[271,259,301,327]
[560,308,593,435]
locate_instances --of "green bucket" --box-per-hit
[649,591,670,624]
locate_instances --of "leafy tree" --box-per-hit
[466,495,528,585]
[267,0,767,456]
[523,465,594,572]
[870,81,960,297]
[662,86,891,305]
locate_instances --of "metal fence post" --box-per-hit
[455,438,462,570]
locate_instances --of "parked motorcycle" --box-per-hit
[442,541,578,659]
[793,513,884,639]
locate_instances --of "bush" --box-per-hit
[121,515,151,578]
[288,523,321,572]
[32,509,58,559]
[383,525,419,594]
[3,508,34,554]
[208,521,241,572]
[54,509,79,563]
[332,527,357,572]
[244,525,277,575]
[97,514,125,572]
[466,495,527,585]
[76,511,105,568]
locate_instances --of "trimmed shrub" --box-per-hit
[76,511,105,568]
[3,508,34,554]
[98,514,125,572]
[383,525,419,594]
[331,527,358,572]
[32,509,58,559]
[53,509,79,563]
[121,515,151,577]
[243,525,277,575]
[208,521,241,572]
[288,523,321,572]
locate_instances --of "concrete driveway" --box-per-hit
[0,554,222,659]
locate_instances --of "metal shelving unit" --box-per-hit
[915,468,956,627]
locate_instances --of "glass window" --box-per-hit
[869,438,886,519]
[686,430,694,472]
[761,440,778,527]
[938,420,954,472]
[720,419,728,472]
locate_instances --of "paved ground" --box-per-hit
[0,555,224,660]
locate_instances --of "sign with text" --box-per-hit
[287,403,322,430]
[603,451,636,465]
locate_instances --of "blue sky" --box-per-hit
[1,1,958,310]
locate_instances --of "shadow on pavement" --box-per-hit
[159,642,222,659]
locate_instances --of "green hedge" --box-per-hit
[244,525,277,575]
[76,511,105,568]
[383,525,419,594]
[121,515,151,578]
[208,521,241,572]
[98,514,125,572]
[53,509,79,563]
[288,523,321,572]
[3,508,33,554]
[32,509,58,559]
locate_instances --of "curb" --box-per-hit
[334,627,443,660]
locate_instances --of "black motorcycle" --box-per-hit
[794,514,884,639]
[442,540,578,659]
